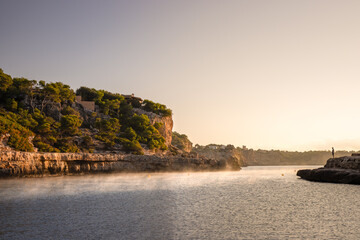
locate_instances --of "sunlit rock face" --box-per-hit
[0,134,11,151]
[171,132,193,153]
[0,150,242,177]
[297,155,360,184]
[132,108,173,147]
[192,145,244,170]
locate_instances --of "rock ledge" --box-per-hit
[297,155,360,184]
[0,150,240,178]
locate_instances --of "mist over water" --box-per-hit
[1,166,359,239]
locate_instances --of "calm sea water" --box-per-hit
[1,166,359,240]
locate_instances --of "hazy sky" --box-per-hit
[1,0,360,151]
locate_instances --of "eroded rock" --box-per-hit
[0,150,240,178]
[297,156,360,184]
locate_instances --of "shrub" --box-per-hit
[34,141,60,152]
[118,138,144,155]
[142,100,172,116]
[55,137,80,153]
[60,114,82,136]
[125,127,137,141]
[0,114,34,151]
[61,106,80,116]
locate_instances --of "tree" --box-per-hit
[94,118,121,149]
[61,106,80,116]
[128,114,167,150]
[76,86,103,101]
[0,68,13,92]
[39,82,75,113]
[125,127,137,141]
[6,78,38,111]
[6,98,18,111]
[142,99,172,116]
[0,113,34,152]
[60,114,82,136]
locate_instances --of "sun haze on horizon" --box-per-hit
[1,0,360,151]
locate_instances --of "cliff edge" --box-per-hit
[0,150,241,178]
[297,154,360,184]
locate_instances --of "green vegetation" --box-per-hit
[0,68,171,154]
[193,144,354,166]
[0,112,34,151]
[142,100,172,117]
[76,87,172,117]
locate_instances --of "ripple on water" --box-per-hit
[0,166,359,239]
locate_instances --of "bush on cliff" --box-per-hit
[0,68,172,153]
[129,114,167,150]
[0,114,34,151]
[142,100,172,117]
[55,137,80,153]
[0,69,12,92]
[34,141,60,152]
[118,138,144,155]
[60,114,83,136]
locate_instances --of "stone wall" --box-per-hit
[75,96,95,112]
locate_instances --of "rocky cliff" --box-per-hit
[171,132,192,153]
[192,145,245,170]
[297,154,360,184]
[0,150,240,177]
[133,108,173,146]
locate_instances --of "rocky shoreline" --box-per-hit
[297,155,360,184]
[0,150,241,178]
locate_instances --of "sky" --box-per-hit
[1,0,360,151]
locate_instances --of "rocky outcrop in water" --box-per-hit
[297,155,360,184]
[0,150,237,177]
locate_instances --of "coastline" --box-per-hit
[0,150,241,178]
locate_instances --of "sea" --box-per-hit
[0,166,359,240]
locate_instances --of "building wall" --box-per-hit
[75,96,95,112]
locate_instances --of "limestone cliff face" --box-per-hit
[180,140,192,153]
[297,155,360,184]
[133,108,173,146]
[0,150,239,177]
[0,134,11,152]
[171,132,193,153]
[192,146,244,170]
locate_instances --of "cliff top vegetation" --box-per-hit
[0,68,172,154]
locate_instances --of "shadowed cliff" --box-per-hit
[297,154,360,184]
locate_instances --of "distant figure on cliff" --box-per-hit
[332,147,335,159]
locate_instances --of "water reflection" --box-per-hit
[1,166,359,239]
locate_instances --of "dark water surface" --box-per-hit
[1,166,359,240]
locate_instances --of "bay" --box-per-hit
[1,166,359,239]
